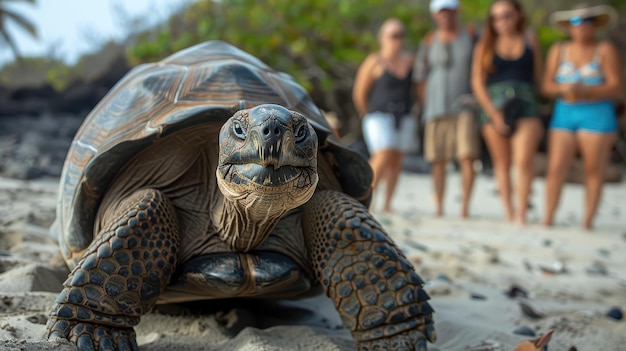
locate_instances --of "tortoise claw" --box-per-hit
[47,318,138,351]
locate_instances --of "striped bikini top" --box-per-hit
[555,43,604,86]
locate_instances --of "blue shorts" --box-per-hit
[549,99,617,133]
[362,112,418,153]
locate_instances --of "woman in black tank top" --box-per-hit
[353,18,416,213]
[471,0,544,225]
[367,69,413,128]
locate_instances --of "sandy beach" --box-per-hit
[0,171,625,351]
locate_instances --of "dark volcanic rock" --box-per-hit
[0,114,83,180]
[0,54,131,180]
[10,84,56,100]
[0,55,130,117]
[0,84,58,117]
[49,79,108,115]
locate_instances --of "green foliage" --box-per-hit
[536,25,567,54]
[128,0,431,94]
[45,63,74,91]
[607,0,626,12]
[459,0,492,22]
[1,0,624,112]
[0,39,129,90]
[0,56,70,88]
[123,0,626,119]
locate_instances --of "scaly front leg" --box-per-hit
[302,190,435,351]
[47,189,179,351]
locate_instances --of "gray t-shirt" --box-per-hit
[413,28,474,121]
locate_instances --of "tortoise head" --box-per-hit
[216,104,318,244]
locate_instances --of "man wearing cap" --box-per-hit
[413,0,479,218]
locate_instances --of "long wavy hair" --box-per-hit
[481,0,528,73]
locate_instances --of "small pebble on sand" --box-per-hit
[606,307,623,321]
[512,325,536,337]
[470,293,487,301]
[505,284,529,299]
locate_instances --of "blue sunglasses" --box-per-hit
[569,16,595,26]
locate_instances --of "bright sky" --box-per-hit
[0,0,194,66]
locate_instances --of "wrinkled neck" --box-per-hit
[218,195,290,252]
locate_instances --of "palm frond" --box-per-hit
[2,7,36,38]
[1,0,37,4]
[0,26,21,58]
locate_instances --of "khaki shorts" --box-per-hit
[424,111,480,162]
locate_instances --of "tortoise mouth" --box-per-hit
[219,163,317,190]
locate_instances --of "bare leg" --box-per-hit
[543,130,577,226]
[511,118,544,225]
[382,150,404,213]
[456,110,480,219]
[430,160,447,216]
[482,124,514,221]
[458,157,476,218]
[302,190,434,351]
[368,150,393,211]
[577,131,616,229]
[368,151,385,189]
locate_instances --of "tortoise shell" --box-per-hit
[51,40,370,260]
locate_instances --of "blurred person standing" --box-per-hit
[471,0,543,225]
[413,0,479,218]
[353,18,416,213]
[541,4,623,229]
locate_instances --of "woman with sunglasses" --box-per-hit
[542,4,623,229]
[471,0,543,225]
[353,18,416,212]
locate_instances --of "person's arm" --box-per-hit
[352,54,377,118]
[412,40,428,106]
[541,42,563,99]
[471,40,509,134]
[578,41,624,101]
[471,41,498,119]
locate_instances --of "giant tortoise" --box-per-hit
[47,40,435,351]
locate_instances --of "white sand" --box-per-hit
[1,172,625,351]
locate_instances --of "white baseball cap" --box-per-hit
[430,0,459,13]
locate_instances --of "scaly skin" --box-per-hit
[47,188,179,350]
[303,190,436,351]
[46,189,435,351]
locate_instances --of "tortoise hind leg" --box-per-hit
[47,188,179,351]
[302,190,435,351]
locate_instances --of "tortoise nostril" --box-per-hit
[261,120,283,139]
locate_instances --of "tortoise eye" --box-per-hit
[295,124,308,143]
[233,122,246,139]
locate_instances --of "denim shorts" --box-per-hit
[550,99,617,133]
[362,112,418,153]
